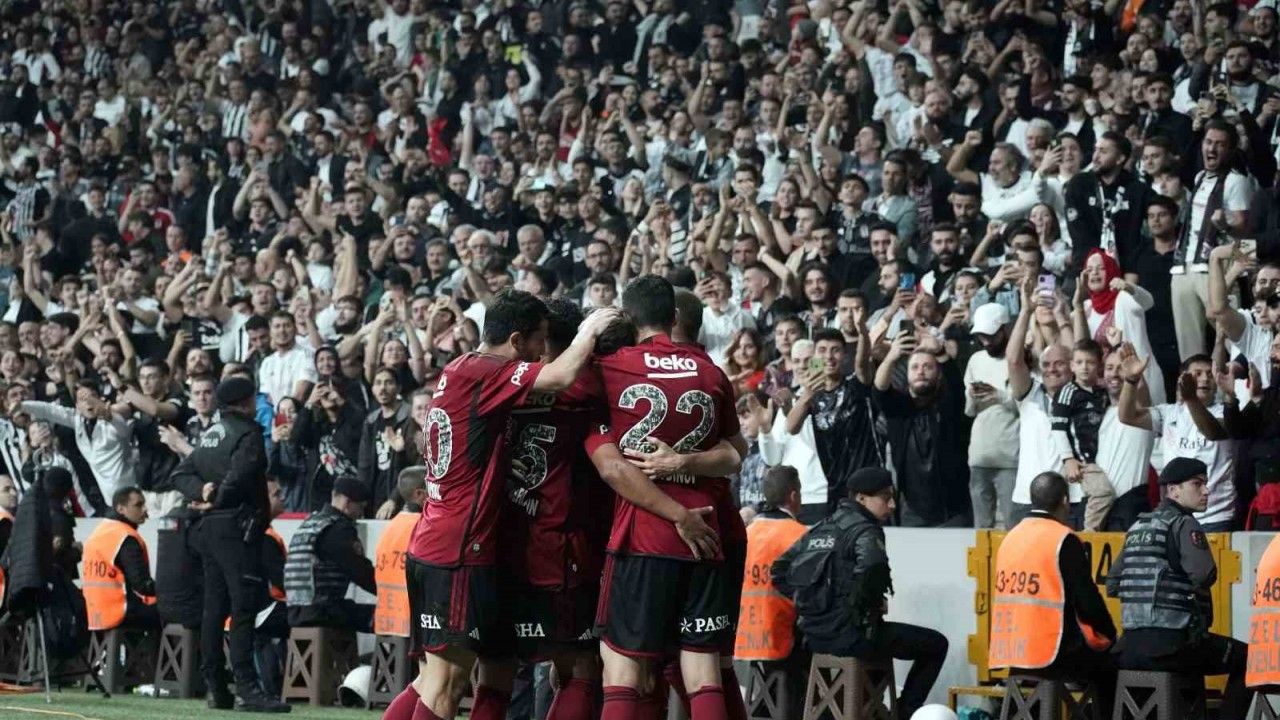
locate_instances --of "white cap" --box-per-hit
[971,303,1010,336]
[1252,0,1276,14]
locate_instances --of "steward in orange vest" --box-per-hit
[1248,532,1280,688]
[990,472,1116,679]
[374,468,427,638]
[82,487,159,631]
[735,467,809,661]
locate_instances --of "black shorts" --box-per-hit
[720,541,747,655]
[406,556,514,659]
[595,554,730,658]
[510,581,599,660]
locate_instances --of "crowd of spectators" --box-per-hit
[2,0,1280,531]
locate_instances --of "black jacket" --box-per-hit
[172,408,269,519]
[772,499,890,646]
[356,402,413,516]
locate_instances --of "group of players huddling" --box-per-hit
[383,275,749,720]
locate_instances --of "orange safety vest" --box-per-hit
[0,506,13,604]
[733,515,809,661]
[83,518,156,631]
[223,525,288,631]
[374,511,419,637]
[1248,534,1280,687]
[989,516,1112,669]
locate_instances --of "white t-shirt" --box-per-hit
[1228,308,1274,391]
[1149,402,1236,526]
[698,304,757,368]
[1013,381,1081,504]
[118,296,161,333]
[1096,406,1154,497]
[258,345,318,406]
[1186,170,1251,265]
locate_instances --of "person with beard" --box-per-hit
[1140,74,1194,154]
[1118,351,1238,533]
[947,182,988,253]
[1064,132,1152,272]
[1096,347,1156,530]
[786,327,880,518]
[873,330,970,527]
[1248,2,1279,66]
[951,65,997,142]
[964,304,1020,529]
[947,135,1038,225]
[356,366,412,519]
[920,223,963,298]
[1192,40,1275,118]
[1007,278,1079,525]
[1049,76,1097,159]
[1125,196,1182,399]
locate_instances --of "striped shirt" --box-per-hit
[83,44,111,79]
[221,101,250,141]
[6,181,46,243]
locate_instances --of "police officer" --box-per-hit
[990,472,1116,708]
[283,476,376,631]
[1107,458,1247,720]
[772,467,948,720]
[174,375,288,713]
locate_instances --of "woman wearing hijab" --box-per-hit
[1074,248,1167,404]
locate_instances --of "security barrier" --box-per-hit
[966,531,1241,690]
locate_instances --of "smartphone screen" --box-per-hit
[807,357,825,374]
[1037,273,1056,296]
[899,272,916,291]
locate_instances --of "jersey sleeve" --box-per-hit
[477,359,545,415]
[715,371,740,441]
[584,418,619,457]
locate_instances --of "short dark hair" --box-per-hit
[1029,472,1068,512]
[623,275,676,330]
[112,486,143,509]
[481,289,549,346]
[674,288,704,341]
[812,328,845,346]
[245,315,270,332]
[544,297,584,354]
[1099,131,1132,160]
[762,466,800,508]
[1181,353,1213,372]
[1073,339,1103,363]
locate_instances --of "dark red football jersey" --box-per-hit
[504,371,611,589]
[585,333,739,560]
[407,352,543,567]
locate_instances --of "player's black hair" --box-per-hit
[596,316,638,356]
[544,297,584,355]
[622,275,676,330]
[481,289,549,346]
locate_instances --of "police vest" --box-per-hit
[734,514,809,661]
[83,518,156,631]
[0,506,12,604]
[188,413,257,487]
[374,511,418,637]
[1115,504,1207,633]
[1248,534,1280,687]
[989,517,1112,669]
[283,507,351,608]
